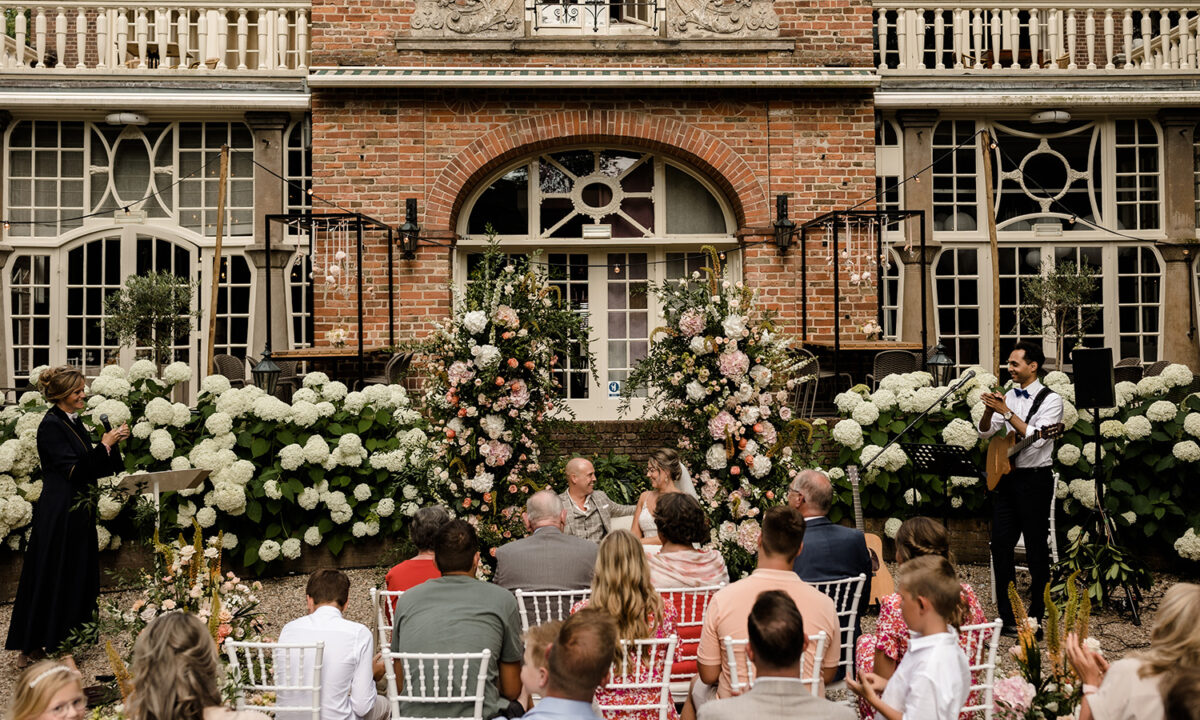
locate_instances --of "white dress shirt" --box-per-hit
[976,379,1063,468]
[277,605,378,720]
[876,629,970,720]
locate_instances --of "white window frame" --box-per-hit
[455,147,738,420]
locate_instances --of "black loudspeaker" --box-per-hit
[1072,347,1116,409]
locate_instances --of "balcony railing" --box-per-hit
[875,3,1200,72]
[0,3,309,72]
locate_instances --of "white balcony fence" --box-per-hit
[875,3,1200,72]
[0,3,309,72]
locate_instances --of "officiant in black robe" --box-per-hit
[6,365,128,665]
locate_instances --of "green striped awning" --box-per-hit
[308,66,879,88]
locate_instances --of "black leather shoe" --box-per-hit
[1000,624,1020,638]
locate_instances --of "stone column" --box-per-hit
[243,111,291,357]
[1156,109,1200,369]
[896,109,940,350]
[0,110,15,388]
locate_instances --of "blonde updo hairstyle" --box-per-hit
[37,365,86,406]
[648,448,681,487]
[127,612,222,720]
[590,530,666,654]
[6,660,83,720]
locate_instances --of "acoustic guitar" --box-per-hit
[985,423,1065,490]
[847,464,894,605]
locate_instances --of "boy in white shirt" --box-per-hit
[848,555,971,720]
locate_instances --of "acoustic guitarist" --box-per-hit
[977,340,1064,637]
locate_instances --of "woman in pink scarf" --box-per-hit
[647,493,729,587]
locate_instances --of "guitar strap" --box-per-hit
[1014,387,1054,459]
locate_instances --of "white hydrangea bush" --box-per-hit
[0,360,432,566]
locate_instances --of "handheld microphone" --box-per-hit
[99,413,112,432]
[950,369,977,390]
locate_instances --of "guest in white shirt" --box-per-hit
[277,570,388,720]
[848,555,970,720]
[977,340,1063,632]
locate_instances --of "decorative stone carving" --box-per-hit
[667,0,779,38]
[411,0,523,37]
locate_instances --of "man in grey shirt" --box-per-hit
[493,489,598,592]
[556,457,636,543]
[390,519,524,718]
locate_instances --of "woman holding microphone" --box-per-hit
[6,366,129,668]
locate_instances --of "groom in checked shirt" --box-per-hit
[977,340,1063,635]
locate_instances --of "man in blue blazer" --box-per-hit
[789,469,873,652]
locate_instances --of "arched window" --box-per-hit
[458,148,736,419]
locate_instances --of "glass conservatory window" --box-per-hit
[1116,246,1160,362]
[179,122,254,236]
[213,255,253,358]
[64,236,123,375]
[932,120,977,232]
[288,252,315,349]
[933,247,981,369]
[285,118,312,218]
[7,121,85,237]
[1113,119,1161,231]
[881,250,902,340]
[9,254,51,377]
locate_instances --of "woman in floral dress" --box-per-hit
[572,530,679,720]
[854,517,987,720]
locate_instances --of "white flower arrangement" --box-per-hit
[125,360,155,381]
[200,375,232,396]
[257,539,281,562]
[304,526,323,546]
[162,362,192,385]
[1099,420,1125,439]
[1068,479,1098,510]
[1057,444,1082,466]
[942,418,978,449]
[831,419,864,450]
[377,498,395,517]
[834,391,863,414]
[884,517,902,538]
[303,372,331,388]
[705,443,728,470]
[1183,413,1200,439]
[462,310,489,335]
[149,429,175,461]
[1146,400,1178,423]
[1161,363,1193,388]
[870,388,897,412]
[263,480,282,500]
[280,538,302,560]
[321,381,348,402]
[1175,528,1200,561]
[1173,440,1200,463]
[90,398,131,427]
[904,488,922,506]
[195,506,217,527]
[851,401,880,427]
[353,483,372,502]
[1136,376,1168,398]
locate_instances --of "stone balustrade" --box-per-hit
[876,3,1200,72]
[0,3,309,72]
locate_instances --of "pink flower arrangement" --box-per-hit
[447,361,474,386]
[736,520,761,553]
[708,410,737,440]
[509,379,530,408]
[481,439,514,467]
[994,676,1036,714]
[493,304,520,329]
[717,350,750,379]
[678,309,705,337]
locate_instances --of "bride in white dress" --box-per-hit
[632,448,698,545]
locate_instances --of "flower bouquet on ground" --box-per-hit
[424,236,593,550]
[620,247,811,576]
[994,576,1090,719]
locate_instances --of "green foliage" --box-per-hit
[1017,260,1100,370]
[102,271,200,369]
[592,452,643,505]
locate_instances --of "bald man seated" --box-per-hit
[493,489,599,592]
[556,457,637,543]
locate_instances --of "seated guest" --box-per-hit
[647,493,730,588]
[127,612,270,720]
[558,457,636,542]
[698,591,854,720]
[522,609,619,720]
[494,489,598,592]
[854,516,986,720]
[1163,667,1200,720]
[1066,582,1200,720]
[8,660,86,720]
[390,519,524,718]
[848,555,971,720]
[788,469,872,607]
[277,569,387,720]
[571,530,679,720]
[385,506,449,592]
[520,621,563,700]
[692,506,840,714]
[632,448,687,545]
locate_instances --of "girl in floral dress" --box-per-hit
[572,530,680,720]
[854,517,987,720]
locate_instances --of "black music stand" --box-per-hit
[901,443,982,523]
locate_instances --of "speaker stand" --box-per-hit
[1088,403,1142,626]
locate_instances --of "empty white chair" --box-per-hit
[382,648,492,720]
[723,631,828,697]
[513,588,591,633]
[224,640,324,719]
[811,573,867,690]
[598,636,677,719]
[658,584,724,702]
[371,587,405,649]
[959,619,1004,720]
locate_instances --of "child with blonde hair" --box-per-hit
[848,555,971,720]
[6,660,86,720]
[521,620,564,699]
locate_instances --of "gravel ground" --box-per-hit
[0,563,1173,705]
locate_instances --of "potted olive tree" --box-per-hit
[103,271,200,375]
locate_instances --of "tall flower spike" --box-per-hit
[1044,583,1062,673]
[106,640,133,700]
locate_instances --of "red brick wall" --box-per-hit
[309,90,877,346]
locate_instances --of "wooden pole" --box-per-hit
[205,145,230,378]
[979,130,1001,373]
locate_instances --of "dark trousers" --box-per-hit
[991,466,1054,624]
